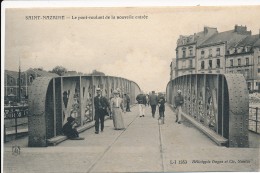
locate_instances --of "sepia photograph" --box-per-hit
[2,2,260,172]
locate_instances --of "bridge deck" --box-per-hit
[4,105,260,172]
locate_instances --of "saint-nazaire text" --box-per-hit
[25,16,65,20]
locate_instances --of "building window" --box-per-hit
[246,58,249,66]
[29,75,34,83]
[189,59,192,68]
[258,56,260,64]
[201,61,205,69]
[230,59,233,67]
[209,60,212,69]
[258,68,260,73]
[209,49,212,57]
[238,59,241,66]
[10,78,13,84]
[189,49,193,56]
[182,60,186,68]
[245,69,249,79]
[182,50,186,58]
[216,59,220,68]
[216,48,220,56]
[20,78,23,84]
[201,50,204,58]
[10,88,13,93]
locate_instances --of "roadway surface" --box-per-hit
[3,105,260,172]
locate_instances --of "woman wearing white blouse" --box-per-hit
[111,90,125,130]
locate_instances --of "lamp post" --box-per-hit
[18,57,21,103]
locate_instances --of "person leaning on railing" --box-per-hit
[174,90,184,124]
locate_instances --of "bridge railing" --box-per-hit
[28,75,141,147]
[167,74,249,147]
[249,107,260,134]
[4,105,29,142]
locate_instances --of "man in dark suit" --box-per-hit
[158,94,166,123]
[149,91,158,118]
[94,88,110,134]
[124,93,131,112]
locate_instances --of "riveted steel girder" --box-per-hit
[166,74,249,148]
[28,75,141,147]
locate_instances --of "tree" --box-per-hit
[50,66,68,76]
[90,69,105,76]
[34,67,44,71]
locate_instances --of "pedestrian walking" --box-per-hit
[62,116,84,140]
[136,92,147,117]
[158,94,166,124]
[149,91,158,118]
[124,93,131,112]
[94,88,110,134]
[146,94,150,107]
[111,90,125,130]
[174,89,184,124]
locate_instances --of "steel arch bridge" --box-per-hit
[28,75,141,147]
[166,73,249,148]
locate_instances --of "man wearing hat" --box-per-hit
[94,87,110,134]
[124,93,131,112]
[174,89,184,124]
[62,116,84,140]
[136,91,147,117]
[149,91,158,118]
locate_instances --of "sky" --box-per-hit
[3,5,260,93]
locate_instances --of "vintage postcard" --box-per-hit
[2,2,260,172]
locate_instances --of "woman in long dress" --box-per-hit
[111,90,125,130]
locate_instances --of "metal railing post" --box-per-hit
[15,107,18,139]
[256,107,258,133]
[4,125,6,142]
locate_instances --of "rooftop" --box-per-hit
[235,34,260,48]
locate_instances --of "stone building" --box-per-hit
[226,34,260,91]
[173,25,260,92]
[175,27,217,76]
[197,25,251,74]
[4,68,58,101]
[4,70,24,99]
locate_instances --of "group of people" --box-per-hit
[62,88,184,140]
[136,91,166,122]
[62,87,129,139]
[93,88,128,134]
[136,89,184,124]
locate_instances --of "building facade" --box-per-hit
[4,68,58,101]
[173,25,260,92]
[225,34,260,91]
[197,25,251,74]
[175,27,218,77]
[4,70,28,99]
[197,43,226,74]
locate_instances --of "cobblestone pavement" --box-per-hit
[3,105,260,172]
